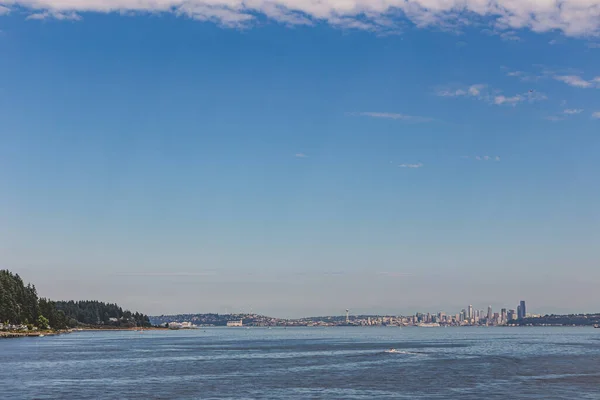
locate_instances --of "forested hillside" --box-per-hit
[1,269,151,329]
[56,300,151,328]
[0,270,67,329]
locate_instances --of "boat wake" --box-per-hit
[384,349,410,354]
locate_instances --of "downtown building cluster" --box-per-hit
[150,301,534,328]
[408,300,529,326]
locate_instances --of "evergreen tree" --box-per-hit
[1,269,152,329]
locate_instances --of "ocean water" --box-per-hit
[1,327,600,399]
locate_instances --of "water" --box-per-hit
[1,327,600,399]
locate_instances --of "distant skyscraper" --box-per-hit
[487,306,493,320]
[519,301,526,319]
[517,304,522,320]
[468,305,473,320]
[508,309,516,321]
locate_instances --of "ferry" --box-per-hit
[417,322,441,328]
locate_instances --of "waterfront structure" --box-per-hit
[227,319,243,327]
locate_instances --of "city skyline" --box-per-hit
[2,3,600,317]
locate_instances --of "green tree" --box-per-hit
[37,315,49,330]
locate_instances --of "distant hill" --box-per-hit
[513,314,600,326]
[150,313,270,326]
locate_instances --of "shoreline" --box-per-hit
[1,326,168,338]
[0,329,72,338]
[76,327,168,332]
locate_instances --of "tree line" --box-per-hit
[0,269,151,330]
[56,300,151,328]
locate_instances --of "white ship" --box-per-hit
[417,322,441,327]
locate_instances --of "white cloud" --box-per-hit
[504,69,541,82]
[494,95,522,106]
[399,163,423,169]
[437,84,485,98]
[294,153,308,158]
[593,112,600,119]
[0,5,9,15]
[4,0,600,36]
[500,31,521,41]
[563,109,584,114]
[438,83,544,106]
[468,84,486,96]
[26,11,81,20]
[548,39,559,45]
[437,89,467,97]
[352,112,430,122]
[554,75,594,88]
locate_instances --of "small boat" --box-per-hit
[39,334,45,337]
[385,348,399,353]
[594,324,599,328]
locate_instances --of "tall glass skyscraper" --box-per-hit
[518,301,526,319]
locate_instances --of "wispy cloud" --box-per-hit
[0,5,10,15]
[116,272,218,277]
[376,271,415,278]
[506,70,524,78]
[294,153,308,158]
[499,31,521,41]
[463,155,500,161]
[399,163,423,169]
[545,108,585,121]
[563,109,584,114]
[351,112,431,122]
[9,0,600,36]
[436,84,485,98]
[503,68,542,82]
[587,42,600,49]
[593,112,600,119]
[494,95,523,106]
[26,11,81,20]
[438,83,545,106]
[554,75,599,88]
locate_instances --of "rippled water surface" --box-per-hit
[2,327,600,399]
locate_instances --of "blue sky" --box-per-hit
[1,3,600,317]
